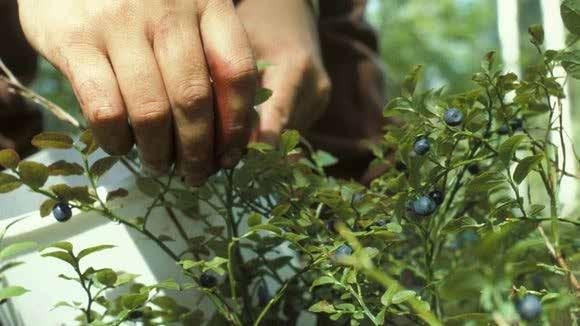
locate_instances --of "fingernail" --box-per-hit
[220,148,243,168]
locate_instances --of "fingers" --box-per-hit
[199,0,258,168]
[152,7,215,185]
[106,34,173,175]
[60,48,133,155]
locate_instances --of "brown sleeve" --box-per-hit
[307,0,388,182]
[0,0,42,157]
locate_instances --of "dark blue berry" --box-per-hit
[517,295,542,321]
[335,244,353,260]
[405,200,415,215]
[443,108,464,126]
[199,272,217,288]
[395,161,407,172]
[375,220,387,227]
[52,202,72,222]
[428,190,444,206]
[258,285,270,306]
[412,196,437,216]
[467,164,480,175]
[510,118,523,131]
[413,138,430,156]
[128,310,143,320]
[497,124,510,135]
[325,220,337,233]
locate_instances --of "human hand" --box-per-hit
[17,0,258,185]
[236,0,331,144]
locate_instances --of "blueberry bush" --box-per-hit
[0,5,579,325]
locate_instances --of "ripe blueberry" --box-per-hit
[510,118,523,131]
[325,220,337,233]
[413,138,430,156]
[335,244,353,260]
[128,310,144,320]
[428,190,444,206]
[258,285,270,306]
[52,202,72,222]
[517,295,542,321]
[199,272,217,288]
[443,108,464,126]
[497,124,510,135]
[467,164,480,175]
[412,196,437,216]
[395,161,407,172]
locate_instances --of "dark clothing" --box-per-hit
[0,0,386,180]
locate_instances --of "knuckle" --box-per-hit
[317,75,333,103]
[131,100,170,128]
[220,56,258,86]
[173,80,213,111]
[87,105,124,127]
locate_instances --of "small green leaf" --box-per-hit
[90,157,119,179]
[121,293,148,310]
[254,88,273,106]
[48,161,84,176]
[308,300,336,314]
[79,130,98,155]
[106,188,129,202]
[41,251,76,266]
[392,290,416,304]
[158,235,175,242]
[498,135,526,167]
[43,241,73,253]
[96,268,118,287]
[0,241,37,260]
[561,0,580,35]
[250,224,283,236]
[31,132,73,149]
[247,213,262,227]
[18,161,49,189]
[0,286,28,300]
[152,279,180,291]
[0,173,22,193]
[0,149,20,169]
[513,154,544,185]
[115,272,140,286]
[280,130,300,154]
[311,276,335,288]
[402,65,423,97]
[77,245,115,261]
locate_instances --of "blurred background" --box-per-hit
[34,0,579,179]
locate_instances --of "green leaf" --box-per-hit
[48,161,84,176]
[31,132,73,149]
[203,256,228,275]
[41,251,76,266]
[280,130,300,154]
[313,151,338,168]
[561,0,580,35]
[179,260,202,270]
[528,24,544,45]
[136,177,161,197]
[254,88,273,106]
[0,286,28,300]
[498,135,526,167]
[402,65,423,97]
[89,157,119,179]
[250,224,283,236]
[106,188,129,202]
[79,130,98,155]
[558,50,580,79]
[445,313,490,322]
[115,272,139,287]
[392,290,416,304]
[43,241,73,253]
[121,293,149,310]
[158,235,175,242]
[152,279,180,291]
[247,213,262,227]
[0,149,20,169]
[77,245,115,261]
[381,286,398,306]
[96,269,118,287]
[311,276,335,288]
[308,300,336,314]
[513,154,544,185]
[0,173,22,193]
[0,241,37,260]
[18,161,49,189]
